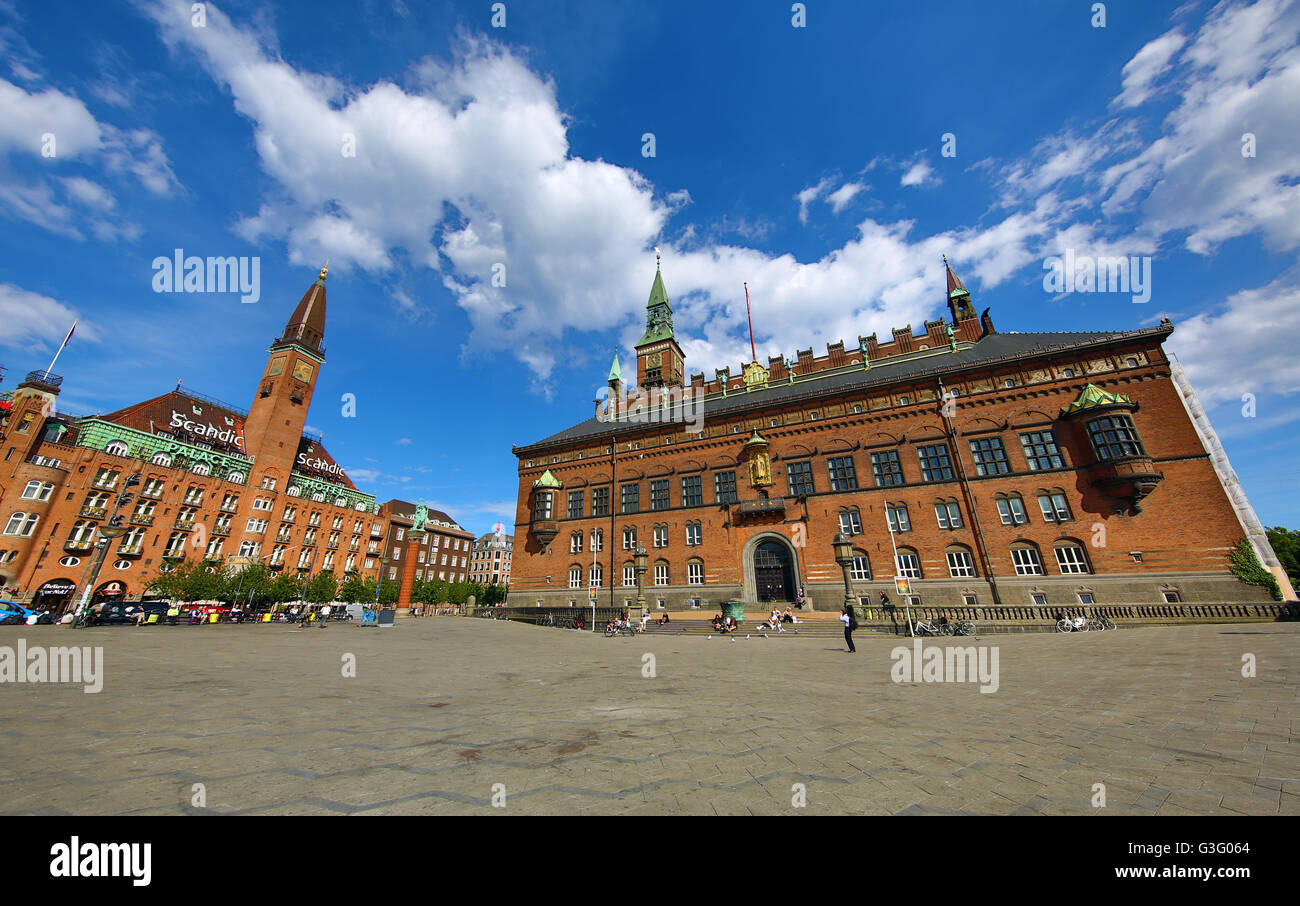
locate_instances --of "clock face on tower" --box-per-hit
[292,360,314,383]
[646,352,662,367]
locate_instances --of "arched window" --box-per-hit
[287,485,301,497]
[334,497,346,507]
[934,498,962,529]
[994,493,1028,526]
[569,532,583,554]
[589,563,604,588]
[568,565,582,589]
[945,545,976,578]
[622,562,636,587]
[895,548,921,579]
[1010,542,1044,576]
[1037,489,1073,523]
[653,560,670,586]
[1053,540,1091,575]
[152,452,173,467]
[850,550,871,581]
[227,471,245,484]
[3,512,38,536]
[192,461,211,476]
[687,559,704,585]
[69,520,96,543]
[20,480,53,501]
[838,508,863,536]
[105,440,129,457]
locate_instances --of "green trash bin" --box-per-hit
[721,601,745,622]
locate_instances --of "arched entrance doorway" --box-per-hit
[753,540,795,604]
[33,578,76,615]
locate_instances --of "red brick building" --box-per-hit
[0,266,391,611]
[378,500,473,586]
[510,260,1293,612]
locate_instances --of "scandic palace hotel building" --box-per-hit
[511,260,1294,612]
[0,267,473,612]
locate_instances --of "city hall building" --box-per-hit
[510,259,1293,612]
[0,266,391,612]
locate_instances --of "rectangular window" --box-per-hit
[622,527,637,550]
[886,504,911,533]
[569,534,583,554]
[969,437,1011,476]
[895,553,921,579]
[870,450,905,487]
[1078,593,1095,605]
[591,486,610,517]
[935,501,962,529]
[714,470,738,504]
[653,525,668,548]
[688,561,704,585]
[996,497,1029,525]
[649,479,670,511]
[621,483,640,514]
[838,511,862,535]
[1012,548,1044,576]
[591,530,603,553]
[1087,414,1145,461]
[685,523,701,546]
[1162,590,1182,603]
[786,461,815,497]
[850,555,871,581]
[1031,593,1048,606]
[1055,545,1090,574]
[947,550,976,578]
[681,475,703,507]
[567,490,584,519]
[654,563,669,586]
[1038,492,1072,523]
[623,566,636,587]
[532,494,552,521]
[917,444,954,482]
[1020,430,1064,471]
[826,456,858,492]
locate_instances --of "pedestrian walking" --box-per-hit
[320,603,331,628]
[840,603,857,653]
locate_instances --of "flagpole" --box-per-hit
[744,283,756,362]
[46,318,77,376]
[884,499,914,637]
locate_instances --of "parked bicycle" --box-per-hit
[1056,615,1108,632]
[604,620,638,637]
[536,613,556,627]
[951,619,977,636]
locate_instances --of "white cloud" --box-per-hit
[899,160,934,187]
[0,283,99,351]
[794,177,830,224]
[826,181,865,214]
[1167,272,1300,409]
[1115,29,1187,107]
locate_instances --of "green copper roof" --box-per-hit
[637,266,676,346]
[532,469,563,489]
[608,353,622,383]
[1061,383,1133,416]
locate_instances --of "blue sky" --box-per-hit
[1,0,1298,535]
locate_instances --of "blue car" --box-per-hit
[0,600,51,625]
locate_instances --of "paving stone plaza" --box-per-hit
[1,619,1296,816]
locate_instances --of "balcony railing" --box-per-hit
[117,544,143,557]
[174,519,195,531]
[129,514,154,527]
[24,369,63,388]
[140,487,164,499]
[91,479,119,491]
[211,524,231,537]
[79,505,107,520]
[220,502,239,513]
[64,539,94,552]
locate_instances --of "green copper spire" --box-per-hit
[608,351,622,383]
[638,253,675,346]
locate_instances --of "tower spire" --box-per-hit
[943,254,976,323]
[278,264,329,354]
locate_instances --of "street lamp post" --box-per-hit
[832,532,857,618]
[374,557,392,606]
[72,473,140,626]
[633,545,648,613]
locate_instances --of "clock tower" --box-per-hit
[242,265,329,482]
[634,254,685,388]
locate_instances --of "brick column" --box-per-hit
[396,530,424,614]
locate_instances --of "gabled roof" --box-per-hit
[1061,382,1134,416]
[515,325,1173,455]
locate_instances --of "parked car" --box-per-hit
[0,600,47,625]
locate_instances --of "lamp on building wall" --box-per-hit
[832,531,856,614]
[633,545,648,611]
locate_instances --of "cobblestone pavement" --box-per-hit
[0,620,1295,815]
